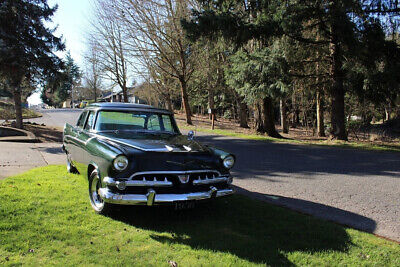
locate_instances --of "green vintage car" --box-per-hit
[63,103,235,213]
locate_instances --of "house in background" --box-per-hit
[62,98,72,108]
[99,91,123,103]
[99,88,147,104]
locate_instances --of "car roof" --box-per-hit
[86,102,172,114]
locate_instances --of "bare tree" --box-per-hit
[83,40,103,102]
[113,0,197,124]
[90,0,130,102]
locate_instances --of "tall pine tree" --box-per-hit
[0,0,64,128]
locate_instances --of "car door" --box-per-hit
[69,111,88,165]
[74,110,96,174]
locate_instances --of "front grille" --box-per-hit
[107,170,230,194]
[129,171,224,186]
[189,171,220,181]
[131,174,175,183]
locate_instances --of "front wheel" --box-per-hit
[88,170,113,214]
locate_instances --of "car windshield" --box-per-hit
[95,110,179,134]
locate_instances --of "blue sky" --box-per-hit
[49,0,93,66]
[29,0,93,105]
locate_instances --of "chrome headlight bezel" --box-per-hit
[222,155,235,169]
[113,155,128,171]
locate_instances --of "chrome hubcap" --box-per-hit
[90,175,104,209]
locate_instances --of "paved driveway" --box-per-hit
[16,109,400,241]
[26,108,82,128]
[0,142,65,179]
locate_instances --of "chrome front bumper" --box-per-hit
[98,186,234,206]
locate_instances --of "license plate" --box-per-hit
[174,201,195,210]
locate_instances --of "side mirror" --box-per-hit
[188,130,195,140]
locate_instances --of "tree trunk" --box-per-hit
[13,90,23,129]
[328,4,347,140]
[165,93,173,112]
[208,90,214,120]
[261,97,281,138]
[329,20,347,140]
[94,86,97,102]
[316,89,326,137]
[291,92,300,127]
[122,84,128,103]
[254,103,263,132]
[280,98,289,134]
[238,98,249,128]
[179,77,192,125]
[385,102,391,121]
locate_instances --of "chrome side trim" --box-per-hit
[129,170,222,180]
[65,135,95,146]
[103,177,173,187]
[98,187,234,205]
[192,177,230,185]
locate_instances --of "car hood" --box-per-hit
[97,132,209,153]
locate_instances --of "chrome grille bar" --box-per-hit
[192,176,230,185]
[128,170,221,180]
[103,177,173,187]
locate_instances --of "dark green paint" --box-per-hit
[63,104,234,185]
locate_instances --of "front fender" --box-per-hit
[85,137,123,180]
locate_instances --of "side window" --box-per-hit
[162,115,174,132]
[147,115,161,131]
[84,111,96,130]
[76,111,88,128]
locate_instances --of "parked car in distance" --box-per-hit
[79,101,88,108]
[62,103,235,213]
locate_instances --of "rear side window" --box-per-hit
[84,111,96,130]
[162,115,174,132]
[147,115,161,131]
[76,111,88,128]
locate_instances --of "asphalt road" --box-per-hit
[27,109,400,241]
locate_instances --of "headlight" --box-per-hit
[223,155,235,169]
[113,155,128,171]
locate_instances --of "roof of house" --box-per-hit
[100,91,114,99]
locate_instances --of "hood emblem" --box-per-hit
[178,174,190,184]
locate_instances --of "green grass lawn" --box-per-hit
[179,124,400,153]
[0,166,399,266]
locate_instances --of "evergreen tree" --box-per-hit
[41,54,81,108]
[184,0,400,140]
[0,0,64,128]
[183,1,287,136]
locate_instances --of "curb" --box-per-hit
[0,126,37,142]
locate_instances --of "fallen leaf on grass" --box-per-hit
[168,260,178,267]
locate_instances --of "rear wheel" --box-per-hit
[89,170,113,214]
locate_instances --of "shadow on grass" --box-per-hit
[106,192,371,266]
